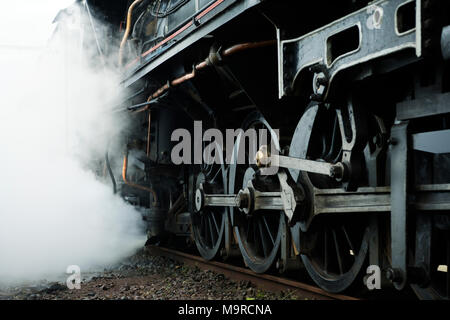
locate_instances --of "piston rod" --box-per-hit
[195,172,302,222]
[195,186,284,213]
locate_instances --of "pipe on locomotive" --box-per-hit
[147,109,151,157]
[119,0,144,67]
[105,141,117,194]
[129,39,276,113]
[122,148,158,206]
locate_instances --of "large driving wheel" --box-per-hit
[191,143,228,260]
[229,112,285,273]
[289,102,378,292]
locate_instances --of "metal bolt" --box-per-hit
[388,138,397,145]
[385,268,403,283]
[373,135,380,146]
[330,163,344,180]
[236,191,249,209]
[255,145,270,167]
[194,189,204,212]
[316,76,327,86]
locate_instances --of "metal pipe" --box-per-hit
[105,141,117,194]
[127,100,158,111]
[119,0,144,67]
[122,150,158,206]
[147,110,152,157]
[132,40,276,113]
[222,40,276,56]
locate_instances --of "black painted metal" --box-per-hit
[397,92,450,120]
[122,0,261,88]
[442,25,450,60]
[389,121,409,290]
[279,0,421,99]
[413,130,450,154]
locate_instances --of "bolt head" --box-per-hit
[236,191,249,209]
[385,268,403,283]
[194,189,204,212]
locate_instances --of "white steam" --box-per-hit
[0,2,146,284]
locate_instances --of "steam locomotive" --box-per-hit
[59,0,450,299]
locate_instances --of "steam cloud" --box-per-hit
[0,2,146,284]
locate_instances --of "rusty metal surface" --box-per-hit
[146,245,359,300]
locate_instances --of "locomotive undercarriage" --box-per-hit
[91,0,450,298]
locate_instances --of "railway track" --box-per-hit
[145,245,359,300]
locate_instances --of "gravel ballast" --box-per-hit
[0,248,302,300]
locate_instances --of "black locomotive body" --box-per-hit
[65,0,450,299]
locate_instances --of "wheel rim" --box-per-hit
[289,103,372,292]
[191,142,227,261]
[229,111,284,273]
[297,214,370,292]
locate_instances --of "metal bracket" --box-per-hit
[278,171,296,222]
[279,0,421,99]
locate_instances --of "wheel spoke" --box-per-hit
[342,225,355,254]
[202,215,209,244]
[332,229,344,275]
[262,215,275,245]
[209,165,222,184]
[447,233,450,298]
[324,228,328,273]
[258,219,270,257]
[253,222,258,247]
[200,215,205,238]
[210,211,220,234]
[246,219,253,242]
[208,216,215,246]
